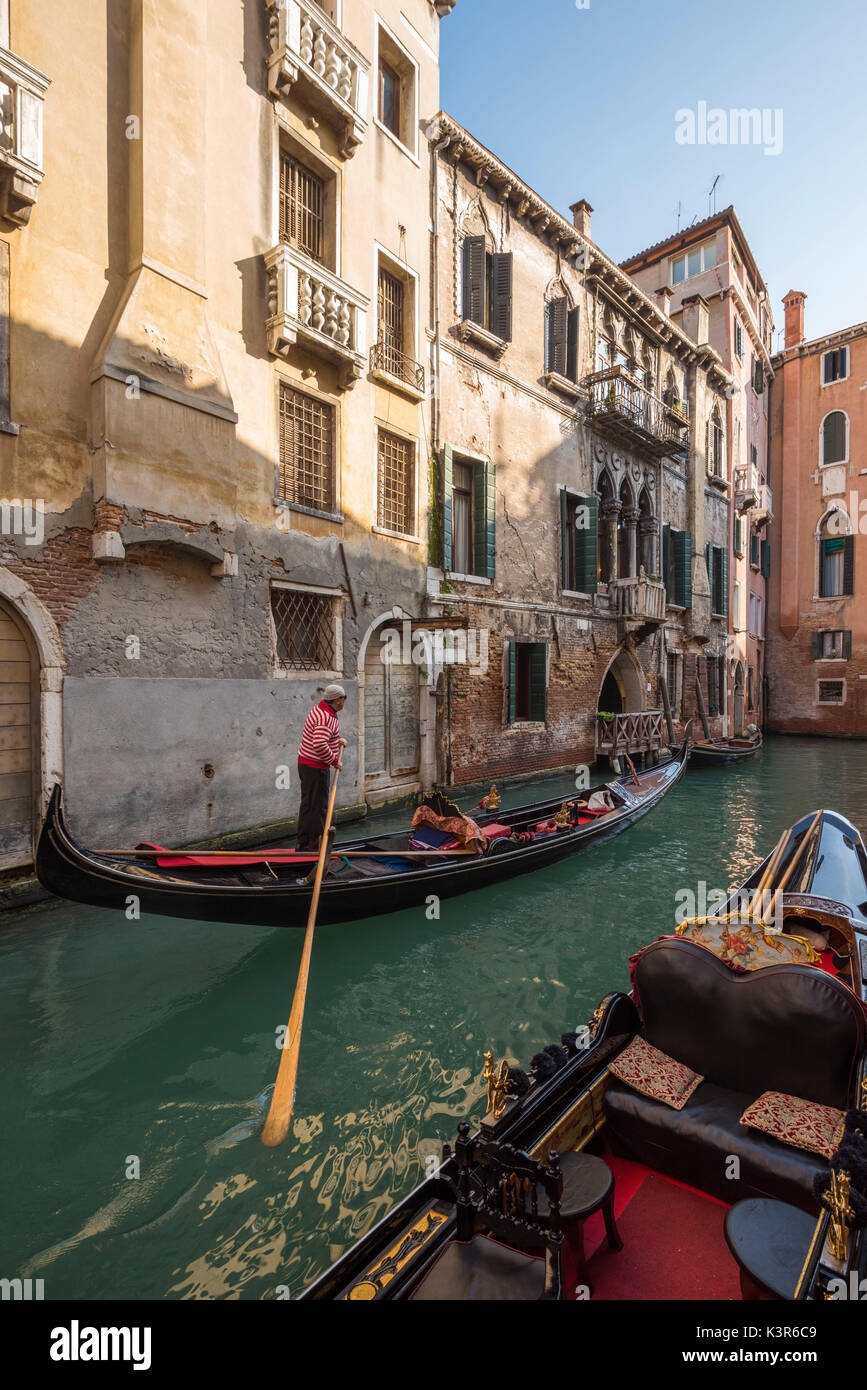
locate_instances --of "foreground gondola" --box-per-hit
[301,807,867,1300]
[689,729,763,766]
[35,733,690,929]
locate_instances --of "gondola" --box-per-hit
[301,807,867,1300]
[35,732,691,930]
[689,728,762,766]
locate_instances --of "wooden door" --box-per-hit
[0,599,38,868]
[364,629,420,789]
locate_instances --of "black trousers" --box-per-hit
[297,762,330,851]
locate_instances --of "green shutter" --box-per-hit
[673,530,692,608]
[473,460,495,579]
[529,644,548,722]
[566,307,580,383]
[761,537,771,579]
[812,632,822,660]
[843,535,855,595]
[547,297,567,375]
[574,495,598,595]
[662,523,671,601]
[507,642,516,724]
[442,444,454,573]
[720,546,729,617]
[462,237,486,324]
[843,630,853,659]
[491,252,513,342]
[560,489,570,589]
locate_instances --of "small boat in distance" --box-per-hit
[35,731,691,930]
[689,728,762,766]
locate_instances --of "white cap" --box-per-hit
[322,684,346,702]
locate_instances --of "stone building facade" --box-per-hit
[423,115,734,787]
[766,294,867,736]
[621,207,774,735]
[0,0,457,870]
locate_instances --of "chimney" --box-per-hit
[570,199,593,239]
[681,293,710,346]
[783,290,806,349]
[655,285,673,316]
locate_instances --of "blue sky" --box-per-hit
[440,0,866,345]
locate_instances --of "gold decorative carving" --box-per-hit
[555,801,571,827]
[346,1210,448,1299]
[823,1170,854,1263]
[483,1051,510,1120]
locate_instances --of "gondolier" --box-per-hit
[297,684,347,852]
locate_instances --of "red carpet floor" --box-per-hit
[582,1157,742,1301]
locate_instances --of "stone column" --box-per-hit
[624,508,639,578]
[600,501,621,583]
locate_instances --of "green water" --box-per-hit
[2,736,866,1300]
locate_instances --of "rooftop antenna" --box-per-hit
[708,174,722,216]
[675,200,683,233]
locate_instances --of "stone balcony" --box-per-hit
[0,47,50,226]
[610,573,666,624]
[584,367,690,460]
[266,0,368,158]
[734,465,773,526]
[264,242,368,389]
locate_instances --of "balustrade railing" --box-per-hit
[595,711,665,755]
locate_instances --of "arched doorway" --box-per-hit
[359,615,422,799]
[598,645,645,716]
[733,662,745,736]
[0,598,39,869]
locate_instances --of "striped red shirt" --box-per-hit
[298,700,341,770]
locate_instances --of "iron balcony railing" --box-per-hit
[585,367,690,459]
[370,340,425,396]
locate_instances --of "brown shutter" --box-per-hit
[843,534,855,595]
[491,252,513,341]
[567,306,580,382]
[462,236,486,324]
[547,297,567,375]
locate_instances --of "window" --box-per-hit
[507,642,547,724]
[748,666,755,709]
[377,429,415,536]
[821,411,848,466]
[734,517,745,558]
[817,680,845,704]
[374,259,421,390]
[733,579,744,631]
[376,24,418,155]
[734,321,744,360]
[706,655,720,716]
[545,298,580,382]
[756,595,763,638]
[596,335,612,375]
[271,586,338,673]
[749,592,757,637]
[671,239,717,285]
[443,449,496,579]
[662,526,692,608]
[707,413,725,480]
[561,490,598,593]
[280,150,324,262]
[819,532,854,598]
[813,630,851,660]
[278,383,335,513]
[705,543,728,615]
[462,237,513,342]
[823,347,849,384]
[760,537,771,579]
[753,357,764,394]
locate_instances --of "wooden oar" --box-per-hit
[761,810,824,923]
[260,765,341,1149]
[694,677,712,741]
[102,847,478,860]
[746,827,790,918]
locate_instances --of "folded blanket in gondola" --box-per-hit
[410,804,485,853]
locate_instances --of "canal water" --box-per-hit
[2,735,866,1299]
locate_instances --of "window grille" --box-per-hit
[280,151,324,262]
[378,267,404,376]
[278,383,334,512]
[271,588,336,673]
[818,680,844,704]
[377,430,415,535]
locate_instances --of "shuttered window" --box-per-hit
[820,534,854,597]
[560,490,598,594]
[280,151,324,262]
[734,516,745,557]
[378,266,405,375]
[823,347,848,384]
[760,537,771,579]
[812,630,852,660]
[278,383,334,512]
[507,642,547,724]
[750,532,761,568]
[822,411,847,465]
[663,527,691,608]
[546,298,580,381]
[462,237,512,342]
[705,543,729,616]
[442,448,495,579]
[753,357,765,393]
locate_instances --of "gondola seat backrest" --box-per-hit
[634,938,865,1109]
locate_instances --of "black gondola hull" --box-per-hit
[35,742,689,929]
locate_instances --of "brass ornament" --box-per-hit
[555,801,571,828]
[823,1169,855,1263]
[485,784,501,810]
[483,1051,510,1120]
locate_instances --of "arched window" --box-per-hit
[596,470,617,584]
[707,405,725,481]
[821,411,848,466]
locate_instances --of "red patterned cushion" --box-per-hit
[739,1091,845,1159]
[608,1036,703,1111]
